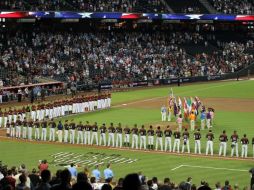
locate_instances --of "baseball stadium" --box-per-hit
[0,1,254,190]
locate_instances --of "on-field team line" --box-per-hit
[0,81,252,162]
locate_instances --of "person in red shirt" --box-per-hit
[38,160,49,175]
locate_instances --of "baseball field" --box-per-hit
[1,79,254,188]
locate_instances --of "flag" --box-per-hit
[178,97,182,109]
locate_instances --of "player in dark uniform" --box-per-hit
[22,117,28,139]
[27,120,33,140]
[252,137,254,158]
[155,126,163,151]
[230,130,239,157]
[240,134,249,158]
[64,120,69,143]
[41,119,47,141]
[194,129,201,154]
[108,123,115,147]
[173,128,181,153]
[205,130,214,155]
[6,120,10,137]
[76,121,83,144]
[131,124,139,149]
[69,120,76,144]
[123,125,131,147]
[219,130,228,157]
[91,122,99,145]
[139,125,147,150]
[116,123,123,148]
[49,119,56,142]
[164,126,172,152]
[99,123,107,146]
[147,125,155,150]
[85,121,91,145]
[182,128,190,153]
[34,119,40,141]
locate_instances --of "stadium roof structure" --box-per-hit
[0,11,254,21]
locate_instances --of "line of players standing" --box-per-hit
[5,118,254,158]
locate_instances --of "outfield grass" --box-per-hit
[1,80,254,188]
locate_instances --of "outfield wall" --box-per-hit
[94,62,254,90]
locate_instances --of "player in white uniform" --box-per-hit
[91,122,99,145]
[182,128,190,153]
[147,125,154,150]
[123,125,131,147]
[49,119,56,142]
[161,105,167,121]
[76,122,83,144]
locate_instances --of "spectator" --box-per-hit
[159,178,172,190]
[221,180,232,190]
[15,174,30,190]
[113,178,124,190]
[91,165,101,182]
[101,184,112,190]
[50,169,71,190]
[123,173,141,190]
[104,164,114,181]
[38,161,48,175]
[67,164,77,180]
[28,169,40,190]
[72,173,92,190]
[35,169,51,190]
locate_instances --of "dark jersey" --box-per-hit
[132,128,138,135]
[173,131,181,139]
[85,125,91,131]
[70,123,76,130]
[231,134,238,142]
[156,130,163,137]
[116,127,122,133]
[92,125,98,132]
[124,127,130,134]
[147,129,155,136]
[100,126,107,133]
[28,121,33,128]
[41,121,47,128]
[241,137,249,144]
[77,124,83,131]
[252,138,254,145]
[35,122,40,128]
[64,124,69,130]
[49,122,56,128]
[164,129,172,137]
[194,132,201,140]
[219,134,228,142]
[182,131,189,140]
[108,126,115,133]
[139,129,146,136]
[206,132,214,141]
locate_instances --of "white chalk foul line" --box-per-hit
[171,164,248,172]
[171,165,184,171]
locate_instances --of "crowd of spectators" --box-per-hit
[0,0,167,12]
[210,0,254,14]
[0,29,253,87]
[1,162,253,190]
